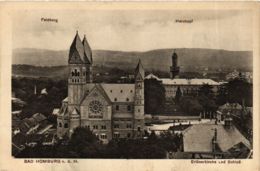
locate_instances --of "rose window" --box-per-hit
[89,100,103,114]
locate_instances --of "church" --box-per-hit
[57,32,145,143]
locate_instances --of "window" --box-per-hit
[100,134,107,139]
[138,126,141,131]
[126,98,129,102]
[126,124,132,129]
[114,98,117,102]
[93,125,98,129]
[101,125,106,130]
[116,105,119,111]
[138,109,140,112]
[110,90,112,93]
[64,123,68,128]
[127,105,131,111]
[113,133,120,138]
[114,124,119,129]
[127,133,131,138]
[130,90,133,93]
[120,90,123,93]
[59,123,62,127]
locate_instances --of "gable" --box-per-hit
[80,85,111,106]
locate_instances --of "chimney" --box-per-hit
[212,128,217,152]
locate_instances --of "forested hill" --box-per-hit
[13,48,252,72]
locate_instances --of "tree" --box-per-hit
[144,78,166,114]
[226,78,252,106]
[198,84,217,114]
[179,97,203,115]
[216,78,252,107]
[175,86,182,103]
[198,84,214,98]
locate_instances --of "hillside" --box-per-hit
[13,48,253,72]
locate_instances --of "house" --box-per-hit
[42,134,56,146]
[52,108,60,116]
[41,88,48,95]
[16,113,47,135]
[182,117,251,158]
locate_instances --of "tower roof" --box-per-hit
[68,31,85,64]
[82,34,93,64]
[172,50,178,59]
[135,59,145,79]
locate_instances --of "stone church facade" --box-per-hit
[57,32,145,143]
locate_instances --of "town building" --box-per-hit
[182,116,251,158]
[57,32,145,143]
[145,51,221,100]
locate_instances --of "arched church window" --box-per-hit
[114,98,117,102]
[126,98,129,102]
[71,72,74,76]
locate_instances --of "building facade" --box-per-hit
[57,32,145,143]
[145,51,220,100]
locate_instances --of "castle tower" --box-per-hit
[170,50,180,79]
[133,59,145,138]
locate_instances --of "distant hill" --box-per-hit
[13,48,252,72]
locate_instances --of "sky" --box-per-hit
[12,9,252,51]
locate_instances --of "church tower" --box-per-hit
[170,50,180,79]
[67,31,92,134]
[133,59,145,138]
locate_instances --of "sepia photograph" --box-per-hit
[0,2,259,171]
[10,6,254,160]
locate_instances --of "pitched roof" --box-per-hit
[219,103,242,110]
[52,108,60,115]
[68,31,85,64]
[101,84,135,103]
[145,73,160,80]
[82,35,92,64]
[160,78,220,86]
[71,108,80,115]
[135,59,145,79]
[145,74,220,86]
[31,113,46,122]
[183,124,251,153]
[62,97,68,102]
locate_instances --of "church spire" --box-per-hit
[68,31,85,64]
[82,34,92,64]
[135,59,145,80]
